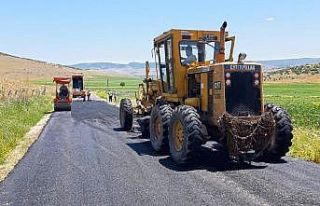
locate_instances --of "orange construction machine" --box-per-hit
[72,74,86,101]
[53,77,72,111]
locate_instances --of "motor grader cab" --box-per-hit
[53,77,72,111]
[120,22,293,164]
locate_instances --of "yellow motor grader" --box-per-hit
[119,22,293,164]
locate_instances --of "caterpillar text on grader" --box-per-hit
[119,22,293,164]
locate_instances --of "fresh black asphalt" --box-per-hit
[0,99,319,205]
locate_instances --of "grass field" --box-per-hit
[0,96,52,163]
[264,83,319,128]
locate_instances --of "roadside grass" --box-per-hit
[264,83,320,163]
[289,128,320,163]
[0,96,52,163]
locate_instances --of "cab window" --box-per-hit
[156,38,175,93]
[180,41,198,66]
[180,40,215,65]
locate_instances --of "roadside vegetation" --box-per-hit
[0,88,52,164]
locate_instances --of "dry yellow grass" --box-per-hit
[0,52,105,96]
[0,52,105,81]
[289,128,320,163]
[0,52,78,81]
[265,73,320,83]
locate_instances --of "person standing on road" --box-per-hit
[87,90,91,101]
[113,91,117,103]
[108,91,113,103]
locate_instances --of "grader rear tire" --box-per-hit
[149,104,173,152]
[260,104,293,161]
[119,98,133,131]
[168,105,204,164]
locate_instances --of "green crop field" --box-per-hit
[85,75,142,101]
[264,83,320,128]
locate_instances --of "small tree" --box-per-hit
[120,82,125,88]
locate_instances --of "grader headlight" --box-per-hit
[226,79,232,86]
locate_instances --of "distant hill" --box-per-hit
[256,58,320,69]
[71,58,320,75]
[72,62,155,70]
[0,52,82,81]
[264,62,320,83]
[71,62,157,76]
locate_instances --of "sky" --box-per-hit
[0,0,319,65]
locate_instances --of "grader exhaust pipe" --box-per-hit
[217,21,227,63]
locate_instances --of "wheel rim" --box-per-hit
[173,120,184,151]
[154,116,162,139]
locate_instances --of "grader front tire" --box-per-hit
[260,104,293,161]
[149,104,173,152]
[168,105,204,164]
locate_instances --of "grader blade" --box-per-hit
[219,112,276,161]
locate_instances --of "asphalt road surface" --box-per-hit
[1,98,320,206]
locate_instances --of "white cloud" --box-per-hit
[265,17,275,21]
